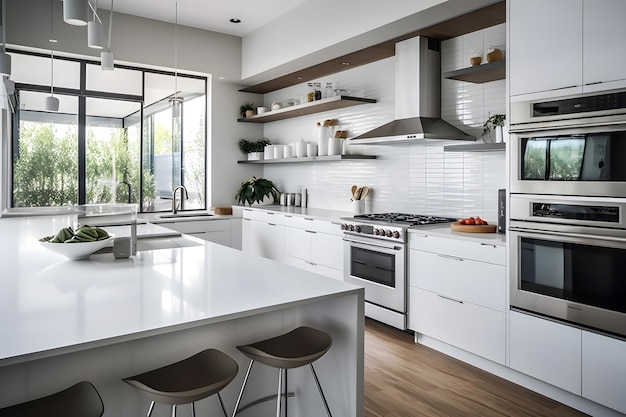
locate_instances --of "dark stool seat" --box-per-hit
[123,348,238,417]
[0,381,104,417]
[232,326,333,417]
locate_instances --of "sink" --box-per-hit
[158,212,214,219]
[136,236,203,251]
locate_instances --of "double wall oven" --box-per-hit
[509,88,626,337]
[341,214,456,330]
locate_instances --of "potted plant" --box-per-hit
[240,102,255,118]
[238,138,271,160]
[482,113,506,143]
[236,176,280,206]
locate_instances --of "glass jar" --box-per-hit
[314,83,322,100]
[470,50,482,66]
[487,46,503,63]
[307,82,315,102]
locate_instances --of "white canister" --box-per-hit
[273,145,284,159]
[283,145,293,158]
[318,126,330,156]
[296,139,307,158]
[328,138,343,155]
[257,106,267,114]
[264,145,274,160]
[352,199,365,214]
[307,143,318,157]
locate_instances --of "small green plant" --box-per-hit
[239,102,255,117]
[238,138,271,154]
[236,176,280,206]
[482,113,506,137]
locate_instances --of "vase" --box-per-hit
[245,109,255,118]
[495,126,503,143]
[247,151,263,160]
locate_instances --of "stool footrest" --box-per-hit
[235,392,295,415]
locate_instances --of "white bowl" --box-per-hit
[40,236,114,260]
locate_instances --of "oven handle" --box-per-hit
[342,237,403,251]
[509,226,626,244]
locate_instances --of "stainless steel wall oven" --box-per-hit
[509,89,626,337]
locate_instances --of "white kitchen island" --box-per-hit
[0,215,364,417]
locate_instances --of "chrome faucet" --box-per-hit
[172,185,188,214]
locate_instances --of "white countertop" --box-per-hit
[0,216,362,366]
[409,223,507,246]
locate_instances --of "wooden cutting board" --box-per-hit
[450,222,497,233]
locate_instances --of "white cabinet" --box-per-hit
[509,0,583,98]
[157,219,233,247]
[582,331,626,414]
[509,0,626,98]
[408,233,506,364]
[284,215,343,280]
[241,209,285,261]
[509,310,582,395]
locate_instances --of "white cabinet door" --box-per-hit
[285,226,312,261]
[582,331,626,414]
[509,0,583,97]
[185,231,231,247]
[410,287,505,364]
[582,0,626,91]
[312,232,343,271]
[242,219,284,261]
[509,310,582,395]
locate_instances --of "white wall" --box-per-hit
[258,25,507,221]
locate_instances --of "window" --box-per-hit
[9,51,207,213]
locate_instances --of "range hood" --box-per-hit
[350,36,475,144]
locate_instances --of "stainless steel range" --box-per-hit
[341,213,457,330]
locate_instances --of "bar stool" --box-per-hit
[0,381,104,417]
[122,348,238,417]
[232,326,333,417]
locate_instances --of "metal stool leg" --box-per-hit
[146,401,156,417]
[171,404,177,417]
[309,363,333,417]
[232,359,255,417]
[284,369,288,417]
[191,402,196,417]
[217,393,228,417]
[276,368,283,417]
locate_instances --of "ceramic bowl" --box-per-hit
[40,236,114,260]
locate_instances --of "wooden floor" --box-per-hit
[364,319,589,417]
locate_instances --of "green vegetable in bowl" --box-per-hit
[40,226,110,243]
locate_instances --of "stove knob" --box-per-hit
[373,228,380,235]
[341,224,347,230]
[355,225,361,233]
[392,230,400,239]
[385,230,393,238]
[349,225,355,231]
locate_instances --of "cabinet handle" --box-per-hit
[353,260,367,265]
[412,233,428,238]
[304,218,314,221]
[284,215,293,218]
[268,223,277,226]
[243,218,251,221]
[437,294,464,304]
[480,243,497,248]
[437,254,464,261]
[266,212,274,215]
[305,230,317,234]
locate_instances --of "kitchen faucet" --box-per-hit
[172,185,188,214]
[120,181,132,204]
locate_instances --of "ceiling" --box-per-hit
[96,0,309,37]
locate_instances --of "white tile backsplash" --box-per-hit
[259,24,506,222]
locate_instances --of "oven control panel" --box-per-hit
[341,222,404,241]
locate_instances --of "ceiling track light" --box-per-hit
[63,0,89,26]
[87,0,104,49]
[0,0,11,77]
[172,1,183,118]
[46,0,59,112]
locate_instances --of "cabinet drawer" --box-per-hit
[409,249,505,312]
[409,287,505,364]
[283,215,343,235]
[409,234,504,265]
[158,219,230,234]
[242,209,285,225]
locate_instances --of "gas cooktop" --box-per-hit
[352,213,458,226]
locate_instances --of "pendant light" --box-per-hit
[63,0,89,26]
[100,0,114,70]
[46,0,59,112]
[87,0,104,49]
[0,0,11,77]
[171,1,183,118]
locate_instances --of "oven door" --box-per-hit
[510,223,626,337]
[510,123,626,197]
[343,234,406,328]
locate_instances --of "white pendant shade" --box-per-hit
[63,0,88,26]
[87,20,104,49]
[101,51,114,70]
[0,52,10,76]
[45,96,60,112]
[172,97,182,118]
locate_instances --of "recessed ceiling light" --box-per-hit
[341,62,350,66]
[296,76,303,80]
[230,18,241,24]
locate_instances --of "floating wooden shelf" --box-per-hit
[444,142,505,152]
[237,96,377,123]
[443,60,506,84]
[237,154,377,164]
